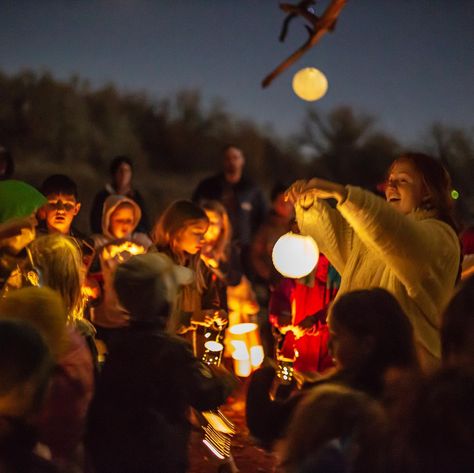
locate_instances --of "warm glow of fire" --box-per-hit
[102,241,145,262]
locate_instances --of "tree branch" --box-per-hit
[262,0,348,88]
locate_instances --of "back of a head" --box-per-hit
[330,288,418,372]
[152,200,208,250]
[397,365,474,473]
[441,276,474,365]
[0,319,52,416]
[114,252,193,331]
[28,234,83,321]
[0,286,68,359]
[41,174,78,199]
[281,384,387,473]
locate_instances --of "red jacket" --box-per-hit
[269,254,339,372]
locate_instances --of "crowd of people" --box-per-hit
[0,144,473,473]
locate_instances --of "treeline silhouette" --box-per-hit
[1,69,472,229]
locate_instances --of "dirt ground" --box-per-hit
[188,380,279,473]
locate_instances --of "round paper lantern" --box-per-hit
[292,67,328,101]
[272,232,319,278]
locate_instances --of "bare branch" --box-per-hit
[263,0,348,88]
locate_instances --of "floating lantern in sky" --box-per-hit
[272,232,319,279]
[292,67,328,101]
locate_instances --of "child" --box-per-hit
[91,194,151,249]
[89,194,151,344]
[38,175,82,237]
[280,384,387,473]
[269,253,339,374]
[151,200,222,335]
[246,288,420,447]
[0,319,55,473]
[0,287,94,472]
[86,253,234,473]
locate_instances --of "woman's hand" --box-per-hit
[285,178,347,206]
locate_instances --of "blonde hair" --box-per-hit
[28,234,84,322]
[152,200,209,292]
[201,200,232,264]
[0,286,68,359]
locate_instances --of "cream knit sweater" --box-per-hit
[296,186,460,367]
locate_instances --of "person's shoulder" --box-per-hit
[93,187,110,199]
[200,173,222,184]
[237,175,263,193]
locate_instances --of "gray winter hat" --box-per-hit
[114,252,193,321]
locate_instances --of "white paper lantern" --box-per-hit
[292,67,328,101]
[272,232,319,279]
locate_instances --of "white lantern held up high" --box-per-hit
[272,232,319,279]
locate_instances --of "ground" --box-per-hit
[188,380,279,473]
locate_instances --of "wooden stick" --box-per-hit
[262,0,347,88]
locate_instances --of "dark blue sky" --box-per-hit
[1,0,473,145]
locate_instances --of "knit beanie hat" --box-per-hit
[0,180,46,224]
[114,252,193,324]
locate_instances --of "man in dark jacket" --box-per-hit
[86,253,234,473]
[192,145,266,279]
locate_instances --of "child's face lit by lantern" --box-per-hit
[203,210,223,245]
[176,221,208,255]
[385,160,428,215]
[43,193,81,235]
[109,205,135,239]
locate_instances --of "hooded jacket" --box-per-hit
[90,195,151,329]
[91,194,151,249]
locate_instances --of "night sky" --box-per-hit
[1,0,473,145]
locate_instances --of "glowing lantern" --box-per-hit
[272,232,319,279]
[102,241,146,263]
[292,67,328,101]
[228,323,264,377]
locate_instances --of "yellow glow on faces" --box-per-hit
[109,205,135,239]
[203,210,223,244]
[177,221,208,255]
[385,160,427,215]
